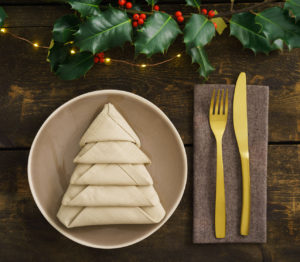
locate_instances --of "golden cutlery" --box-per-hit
[209,88,229,238]
[233,72,251,236]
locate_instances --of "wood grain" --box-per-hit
[0,146,299,261]
[0,16,299,146]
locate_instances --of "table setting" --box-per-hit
[0,0,299,261]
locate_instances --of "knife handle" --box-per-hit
[240,155,250,236]
[215,139,226,238]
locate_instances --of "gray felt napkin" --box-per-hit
[193,84,268,243]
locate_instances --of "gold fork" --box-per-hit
[209,88,229,238]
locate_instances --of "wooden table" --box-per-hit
[0,0,299,261]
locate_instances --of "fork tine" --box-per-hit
[219,89,224,115]
[209,89,216,115]
[224,89,229,116]
[214,89,220,114]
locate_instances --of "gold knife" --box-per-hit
[233,72,251,236]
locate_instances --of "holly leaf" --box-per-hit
[211,17,227,35]
[255,7,300,49]
[186,43,214,79]
[74,7,132,54]
[134,11,181,57]
[145,0,158,6]
[67,0,101,17]
[56,51,94,80]
[284,0,300,22]
[230,12,281,54]
[53,15,80,43]
[184,14,215,48]
[185,0,201,9]
[48,41,69,72]
[0,7,7,27]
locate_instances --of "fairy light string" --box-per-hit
[0,27,182,68]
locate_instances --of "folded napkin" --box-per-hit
[74,141,151,164]
[62,185,159,206]
[70,164,153,185]
[193,84,268,243]
[80,103,141,147]
[57,203,166,228]
[57,103,165,227]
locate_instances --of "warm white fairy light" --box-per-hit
[104,57,111,65]
[0,28,6,33]
[140,64,147,68]
[33,42,39,47]
[70,49,76,54]
[177,53,181,57]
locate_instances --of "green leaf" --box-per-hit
[255,7,300,49]
[211,17,227,35]
[134,11,181,57]
[145,0,158,6]
[0,7,7,27]
[67,0,101,17]
[230,12,281,54]
[284,0,300,22]
[53,15,80,43]
[185,0,201,9]
[74,7,132,54]
[48,41,69,72]
[56,51,94,80]
[186,43,214,79]
[184,14,215,48]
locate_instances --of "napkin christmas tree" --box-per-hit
[57,103,165,228]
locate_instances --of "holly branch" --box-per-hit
[0,0,300,80]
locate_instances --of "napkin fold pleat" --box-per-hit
[193,84,268,243]
[70,164,153,185]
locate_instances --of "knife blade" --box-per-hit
[233,72,251,236]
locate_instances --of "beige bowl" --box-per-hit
[28,90,187,249]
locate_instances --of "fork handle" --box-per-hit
[215,138,226,238]
[240,156,250,235]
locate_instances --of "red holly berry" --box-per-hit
[132,21,138,27]
[201,9,207,15]
[154,5,159,11]
[213,22,217,29]
[97,52,104,58]
[140,13,146,20]
[133,13,139,20]
[100,57,105,63]
[94,56,99,63]
[175,11,182,17]
[208,10,215,18]
[177,16,184,23]
[126,2,132,9]
[138,18,144,25]
[118,0,126,6]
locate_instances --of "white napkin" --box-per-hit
[70,164,153,185]
[62,185,160,206]
[74,141,151,164]
[80,103,141,147]
[57,203,166,228]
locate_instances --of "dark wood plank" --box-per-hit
[0,0,263,5]
[1,3,283,28]
[0,145,299,261]
[0,3,299,147]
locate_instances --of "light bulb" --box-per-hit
[104,58,111,65]
[141,64,147,68]
[176,53,181,58]
[70,49,76,54]
[33,42,39,47]
[0,28,6,33]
